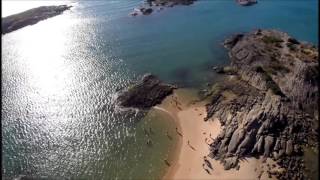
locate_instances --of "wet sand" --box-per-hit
[155,89,278,180]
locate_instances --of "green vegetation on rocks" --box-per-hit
[262,35,284,44]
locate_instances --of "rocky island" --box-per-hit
[117,29,318,179]
[2,5,71,34]
[130,0,196,16]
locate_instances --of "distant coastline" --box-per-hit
[2,5,71,34]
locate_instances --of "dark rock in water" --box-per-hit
[214,67,225,74]
[212,66,219,71]
[237,0,257,6]
[288,37,300,45]
[2,5,72,34]
[131,12,139,16]
[206,30,318,177]
[149,0,196,6]
[223,34,244,49]
[117,74,176,109]
[131,0,197,16]
[141,8,153,15]
[214,66,237,75]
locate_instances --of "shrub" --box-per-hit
[262,36,284,44]
[255,66,285,97]
[286,42,296,51]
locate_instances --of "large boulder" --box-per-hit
[117,74,176,109]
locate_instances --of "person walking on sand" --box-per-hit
[210,133,214,140]
[187,140,196,150]
[146,139,152,147]
[143,127,149,136]
[164,159,170,166]
[205,137,210,145]
[166,131,172,140]
[204,168,211,174]
[176,127,183,137]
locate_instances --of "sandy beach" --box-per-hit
[155,89,279,180]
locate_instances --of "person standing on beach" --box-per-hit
[176,127,183,137]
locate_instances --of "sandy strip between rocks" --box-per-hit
[156,90,275,180]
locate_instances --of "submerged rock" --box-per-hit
[117,74,176,109]
[2,5,72,34]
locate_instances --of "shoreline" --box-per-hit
[2,5,72,34]
[156,89,279,180]
[152,105,183,179]
[116,30,318,180]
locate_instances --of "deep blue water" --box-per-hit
[89,0,319,85]
[2,0,318,179]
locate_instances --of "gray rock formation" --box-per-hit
[117,74,176,109]
[130,0,196,16]
[2,5,72,34]
[237,0,257,6]
[205,29,318,179]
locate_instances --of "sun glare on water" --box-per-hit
[3,0,80,99]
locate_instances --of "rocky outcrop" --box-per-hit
[2,5,72,34]
[117,74,176,109]
[130,0,196,16]
[237,0,257,6]
[205,30,318,179]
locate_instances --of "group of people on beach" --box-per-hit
[144,125,184,149]
[171,96,182,110]
[163,127,184,167]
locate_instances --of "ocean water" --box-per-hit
[2,0,318,179]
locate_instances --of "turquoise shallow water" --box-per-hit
[2,0,318,179]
